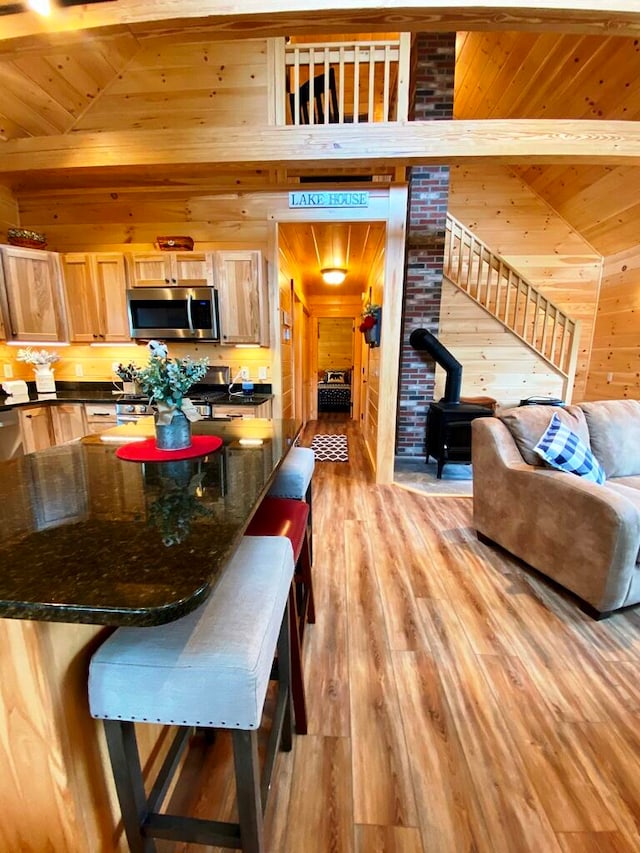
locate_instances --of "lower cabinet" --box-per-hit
[50,404,87,445]
[20,403,88,454]
[84,403,117,434]
[19,406,55,454]
[213,400,272,419]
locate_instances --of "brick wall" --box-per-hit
[396,32,456,455]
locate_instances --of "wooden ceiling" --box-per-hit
[279,221,386,298]
[455,30,640,255]
[1,19,640,263]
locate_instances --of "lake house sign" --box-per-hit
[289,191,369,209]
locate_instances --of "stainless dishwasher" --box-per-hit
[0,409,24,460]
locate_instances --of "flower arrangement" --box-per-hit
[16,347,60,367]
[359,302,381,333]
[114,362,139,382]
[134,340,209,424]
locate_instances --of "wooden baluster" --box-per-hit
[540,297,550,359]
[353,45,360,123]
[338,46,345,123]
[309,47,315,125]
[368,44,375,122]
[383,44,391,122]
[549,306,559,367]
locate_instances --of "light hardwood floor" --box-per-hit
[162,416,640,853]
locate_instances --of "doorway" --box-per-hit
[316,317,354,418]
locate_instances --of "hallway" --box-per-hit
[162,417,640,853]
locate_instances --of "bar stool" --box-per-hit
[245,496,314,736]
[88,536,294,853]
[268,446,315,562]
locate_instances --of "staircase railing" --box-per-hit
[444,213,581,382]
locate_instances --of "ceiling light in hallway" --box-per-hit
[321,267,347,285]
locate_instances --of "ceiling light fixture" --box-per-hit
[321,267,347,286]
[27,0,51,14]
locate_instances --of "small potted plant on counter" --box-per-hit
[134,341,209,450]
[16,347,60,393]
[114,362,141,395]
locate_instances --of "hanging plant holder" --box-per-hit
[360,307,381,347]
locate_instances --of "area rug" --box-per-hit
[310,434,349,462]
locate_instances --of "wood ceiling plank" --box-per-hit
[5,1,640,44]
[73,94,268,132]
[5,120,640,177]
[11,55,93,117]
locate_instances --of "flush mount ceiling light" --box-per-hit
[321,267,347,286]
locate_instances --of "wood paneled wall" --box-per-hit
[438,281,565,408]
[73,38,270,134]
[448,163,602,402]
[317,318,353,372]
[583,246,640,401]
[0,186,18,232]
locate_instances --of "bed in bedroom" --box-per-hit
[317,370,352,413]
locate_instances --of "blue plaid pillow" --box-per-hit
[533,413,605,483]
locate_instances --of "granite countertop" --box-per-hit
[0,381,273,411]
[0,417,299,627]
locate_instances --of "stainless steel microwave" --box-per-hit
[126,287,220,341]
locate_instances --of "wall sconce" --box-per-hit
[321,267,347,286]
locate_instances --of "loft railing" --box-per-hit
[274,35,411,126]
[444,213,581,383]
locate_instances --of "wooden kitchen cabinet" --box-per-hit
[0,246,68,342]
[213,400,272,419]
[127,251,212,287]
[20,406,55,454]
[50,403,87,445]
[215,250,268,345]
[61,253,130,342]
[84,402,117,434]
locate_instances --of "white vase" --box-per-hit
[34,366,56,393]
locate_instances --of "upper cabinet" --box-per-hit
[215,250,268,345]
[61,253,130,343]
[0,246,68,342]
[127,252,212,287]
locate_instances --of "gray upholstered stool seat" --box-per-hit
[268,446,315,561]
[89,535,295,853]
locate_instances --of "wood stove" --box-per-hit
[409,329,494,478]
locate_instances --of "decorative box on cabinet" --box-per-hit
[0,246,68,342]
[127,252,212,287]
[215,250,268,345]
[61,253,130,342]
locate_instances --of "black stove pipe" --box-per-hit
[409,328,462,405]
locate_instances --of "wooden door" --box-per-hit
[127,252,173,287]
[50,404,87,445]
[94,253,130,341]
[61,254,102,343]
[20,406,54,454]
[215,250,261,344]
[173,252,212,286]
[1,247,67,341]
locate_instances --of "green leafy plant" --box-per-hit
[114,362,139,382]
[134,341,208,417]
[147,473,209,547]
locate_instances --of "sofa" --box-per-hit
[471,400,640,617]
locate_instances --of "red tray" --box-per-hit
[116,435,222,462]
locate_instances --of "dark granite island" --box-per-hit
[0,418,300,851]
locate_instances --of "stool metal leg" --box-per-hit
[103,720,156,853]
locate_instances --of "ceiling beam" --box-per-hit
[3,120,640,182]
[3,1,640,44]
